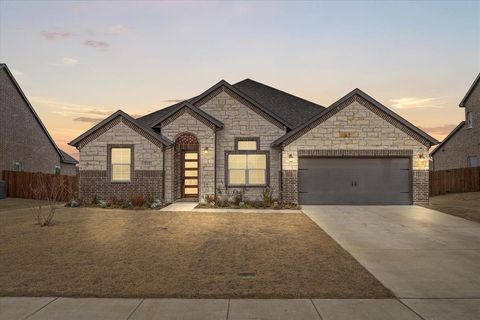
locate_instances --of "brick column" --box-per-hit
[282,170,298,204]
[412,170,429,204]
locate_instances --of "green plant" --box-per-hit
[92,194,99,206]
[145,193,155,206]
[261,187,274,207]
[232,189,244,205]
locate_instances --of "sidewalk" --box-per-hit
[1,297,479,320]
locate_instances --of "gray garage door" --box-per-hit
[298,157,411,205]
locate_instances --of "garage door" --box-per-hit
[298,157,411,205]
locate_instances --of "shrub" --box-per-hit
[146,193,155,206]
[232,190,244,205]
[91,194,99,206]
[130,195,146,207]
[261,187,274,206]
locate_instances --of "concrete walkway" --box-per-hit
[159,202,198,211]
[2,297,479,320]
[303,205,480,299]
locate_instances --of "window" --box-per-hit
[235,138,259,151]
[54,166,61,175]
[467,112,473,128]
[111,147,132,182]
[13,161,22,172]
[467,156,478,168]
[228,153,267,186]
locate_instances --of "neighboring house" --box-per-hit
[431,73,480,171]
[0,64,78,176]
[70,79,438,205]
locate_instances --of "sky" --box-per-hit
[0,0,479,159]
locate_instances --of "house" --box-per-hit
[0,64,78,176]
[431,73,480,171]
[69,79,438,205]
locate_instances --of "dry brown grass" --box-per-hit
[423,192,480,223]
[0,202,392,298]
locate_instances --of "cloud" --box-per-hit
[163,99,186,103]
[62,57,79,65]
[390,97,444,109]
[41,31,72,40]
[419,124,458,136]
[107,24,132,35]
[72,117,105,124]
[11,69,23,76]
[83,40,110,50]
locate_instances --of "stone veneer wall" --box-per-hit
[161,111,215,203]
[78,121,163,202]
[282,100,430,204]
[200,90,286,200]
[432,82,480,171]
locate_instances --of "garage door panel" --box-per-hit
[298,157,411,205]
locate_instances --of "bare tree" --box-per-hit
[30,174,67,227]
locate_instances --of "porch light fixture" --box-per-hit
[204,147,209,154]
[288,154,294,162]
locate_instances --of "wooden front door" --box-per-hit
[182,151,199,198]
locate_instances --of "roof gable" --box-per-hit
[273,88,439,147]
[152,102,224,129]
[190,80,290,130]
[0,63,78,164]
[69,110,173,148]
[430,121,465,156]
[459,72,480,107]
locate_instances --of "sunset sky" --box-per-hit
[0,0,479,159]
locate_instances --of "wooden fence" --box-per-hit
[430,167,480,197]
[2,170,78,202]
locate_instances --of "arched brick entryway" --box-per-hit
[174,133,199,200]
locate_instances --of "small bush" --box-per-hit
[261,187,274,206]
[146,193,155,206]
[91,194,99,206]
[130,195,146,207]
[232,190,244,205]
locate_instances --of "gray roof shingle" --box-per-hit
[233,79,325,128]
[137,79,325,130]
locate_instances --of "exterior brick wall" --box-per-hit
[282,99,430,204]
[78,121,164,202]
[79,170,163,203]
[0,67,76,175]
[282,170,298,203]
[412,170,429,203]
[161,111,215,202]
[200,90,286,200]
[432,83,480,170]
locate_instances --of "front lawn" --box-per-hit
[423,192,480,223]
[0,203,392,298]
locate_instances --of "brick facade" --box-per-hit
[200,90,286,200]
[73,83,433,206]
[281,99,430,204]
[79,170,163,202]
[0,66,76,175]
[78,121,164,202]
[432,82,480,170]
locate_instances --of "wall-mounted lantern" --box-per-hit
[288,154,294,162]
[204,147,209,154]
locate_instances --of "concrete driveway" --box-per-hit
[302,205,480,299]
